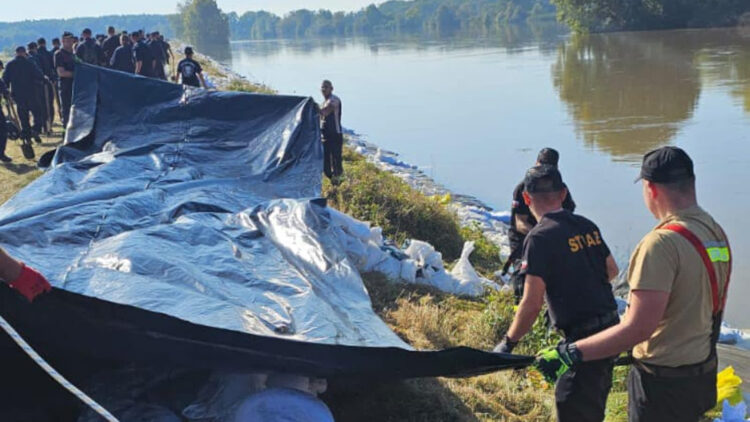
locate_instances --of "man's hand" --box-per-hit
[9,264,51,302]
[493,335,518,354]
[535,343,582,384]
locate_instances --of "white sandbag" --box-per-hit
[328,208,372,242]
[404,240,444,271]
[449,241,491,297]
[369,227,384,246]
[233,388,334,422]
[373,255,402,280]
[400,259,419,284]
[362,242,389,272]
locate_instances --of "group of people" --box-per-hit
[496,146,731,422]
[0,26,207,162]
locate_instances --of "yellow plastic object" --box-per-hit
[717,366,743,406]
[428,193,452,205]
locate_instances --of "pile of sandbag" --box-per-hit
[327,208,498,297]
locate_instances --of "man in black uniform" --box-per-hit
[76,28,104,66]
[148,31,167,80]
[132,31,155,78]
[504,148,576,303]
[110,34,134,74]
[37,38,56,131]
[102,26,121,67]
[26,42,48,139]
[0,75,12,162]
[493,165,619,422]
[176,47,205,88]
[54,32,76,129]
[51,38,61,55]
[2,46,45,145]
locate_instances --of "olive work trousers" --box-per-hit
[555,358,614,422]
[627,365,716,422]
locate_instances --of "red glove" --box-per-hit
[9,264,52,302]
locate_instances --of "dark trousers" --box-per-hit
[0,107,7,157]
[154,62,166,80]
[14,96,43,139]
[59,79,73,130]
[556,358,614,422]
[627,365,716,422]
[323,132,344,179]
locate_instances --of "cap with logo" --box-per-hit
[524,165,565,193]
[636,146,694,183]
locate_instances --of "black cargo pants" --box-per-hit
[627,365,716,422]
[555,357,614,422]
[323,131,343,180]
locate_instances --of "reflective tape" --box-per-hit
[706,247,730,263]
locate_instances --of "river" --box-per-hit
[227,25,750,327]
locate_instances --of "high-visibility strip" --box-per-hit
[662,224,729,315]
[706,247,730,263]
[0,314,119,422]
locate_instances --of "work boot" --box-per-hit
[0,155,11,163]
[34,134,42,144]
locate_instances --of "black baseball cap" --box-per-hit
[636,146,694,183]
[537,148,560,166]
[62,32,74,39]
[524,165,565,193]
[184,46,194,55]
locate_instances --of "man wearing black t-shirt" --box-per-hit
[132,32,155,78]
[176,47,205,88]
[504,148,575,303]
[102,26,121,67]
[494,165,619,422]
[54,32,76,129]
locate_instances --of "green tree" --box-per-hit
[178,0,230,54]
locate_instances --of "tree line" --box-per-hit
[226,0,556,40]
[0,15,173,53]
[2,0,750,53]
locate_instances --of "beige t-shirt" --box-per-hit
[628,206,730,367]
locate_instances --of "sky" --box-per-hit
[1,0,378,23]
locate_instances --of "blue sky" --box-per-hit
[2,1,378,23]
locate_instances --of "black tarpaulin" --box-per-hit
[0,64,532,379]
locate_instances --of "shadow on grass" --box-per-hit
[2,161,37,175]
[324,378,480,422]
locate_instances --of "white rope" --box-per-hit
[0,314,119,422]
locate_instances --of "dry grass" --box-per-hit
[0,120,63,204]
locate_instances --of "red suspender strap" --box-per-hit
[661,224,722,315]
[718,227,733,311]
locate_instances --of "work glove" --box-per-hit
[535,343,582,384]
[492,335,518,354]
[9,264,52,302]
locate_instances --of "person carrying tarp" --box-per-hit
[503,148,576,303]
[54,32,76,130]
[493,165,620,422]
[0,248,51,302]
[540,147,732,422]
[319,80,343,183]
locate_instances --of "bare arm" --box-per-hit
[57,66,73,79]
[135,60,142,75]
[606,255,619,282]
[198,72,206,89]
[514,214,533,235]
[0,248,23,283]
[575,289,669,361]
[506,275,546,342]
